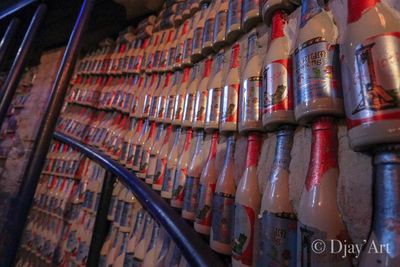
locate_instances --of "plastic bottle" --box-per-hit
[213,0,229,51]
[156,73,172,123]
[220,43,241,132]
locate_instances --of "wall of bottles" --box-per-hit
[15,0,400,266]
[16,141,106,266]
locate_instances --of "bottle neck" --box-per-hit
[271,11,286,40]
[182,67,191,83]
[208,131,219,160]
[348,0,379,23]
[246,134,261,168]
[247,31,258,60]
[194,131,204,154]
[224,135,236,166]
[373,150,400,235]
[273,128,294,171]
[148,122,156,138]
[300,0,322,28]
[230,44,240,69]
[184,129,193,151]
[305,119,339,191]
[164,125,173,144]
[203,58,213,78]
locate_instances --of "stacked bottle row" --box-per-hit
[99,181,192,267]
[16,143,106,267]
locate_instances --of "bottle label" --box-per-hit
[214,10,227,42]
[293,37,342,106]
[345,32,400,128]
[172,167,187,202]
[211,192,235,244]
[118,233,129,256]
[206,87,222,123]
[242,76,261,122]
[175,42,183,64]
[203,18,215,45]
[232,203,256,265]
[196,183,216,226]
[166,95,175,120]
[194,90,208,122]
[76,241,89,263]
[66,230,78,253]
[183,93,195,121]
[126,142,136,165]
[183,38,193,61]
[183,175,200,213]
[298,223,350,266]
[139,149,150,175]
[221,84,240,123]
[161,167,177,194]
[133,145,143,168]
[262,59,293,113]
[167,47,176,68]
[149,96,158,118]
[153,157,167,186]
[114,199,124,224]
[257,211,297,267]
[146,154,157,183]
[300,0,322,28]
[157,96,166,119]
[247,31,258,60]
[174,95,184,120]
[227,0,242,30]
[120,202,133,228]
[193,28,204,52]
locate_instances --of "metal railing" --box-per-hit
[54,131,226,267]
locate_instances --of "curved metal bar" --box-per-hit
[0,0,38,21]
[54,131,226,267]
[0,18,20,68]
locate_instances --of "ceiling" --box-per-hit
[0,0,162,69]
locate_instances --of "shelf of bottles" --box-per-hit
[16,0,400,266]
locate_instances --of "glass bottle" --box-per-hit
[342,0,400,151]
[220,43,240,132]
[232,133,261,267]
[297,117,351,266]
[293,0,343,124]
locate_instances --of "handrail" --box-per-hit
[53,131,226,267]
[0,0,38,21]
